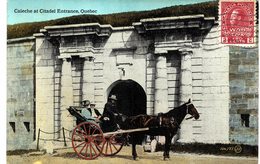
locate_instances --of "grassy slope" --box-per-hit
[7,1,218,39]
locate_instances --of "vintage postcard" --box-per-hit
[7,0,258,163]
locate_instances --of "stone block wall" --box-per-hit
[166,54,181,109]
[200,29,230,144]
[179,25,230,144]
[93,59,104,110]
[35,36,58,141]
[7,38,35,150]
[190,48,204,141]
[53,59,62,138]
[71,57,84,105]
[199,46,230,143]
[229,46,258,145]
[146,53,156,115]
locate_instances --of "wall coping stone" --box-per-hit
[7,36,35,44]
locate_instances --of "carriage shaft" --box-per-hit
[103,128,149,136]
[77,128,149,138]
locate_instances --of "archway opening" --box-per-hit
[108,80,146,116]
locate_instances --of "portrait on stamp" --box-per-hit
[229,8,248,26]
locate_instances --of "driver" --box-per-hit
[102,95,121,130]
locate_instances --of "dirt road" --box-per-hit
[7,145,257,164]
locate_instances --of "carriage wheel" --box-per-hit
[71,122,104,160]
[100,133,125,156]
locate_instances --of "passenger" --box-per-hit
[81,100,102,122]
[89,102,102,123]
[81,100,92,120]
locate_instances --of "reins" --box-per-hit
[144,117,154,127]
[185,103,194,120]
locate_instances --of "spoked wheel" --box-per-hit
[71,122,104,160]
[100,133,125,156]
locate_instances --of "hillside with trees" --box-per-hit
[8,1,218,39]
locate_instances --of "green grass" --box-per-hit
[7,1,218,39]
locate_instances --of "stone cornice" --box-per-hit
[154,40,198,54]
[58,46,104,59]
[132,15,216,55]
[60,46,103,53]
[36,23,113,58]
[41,23,113,38]
[133,14,216,34]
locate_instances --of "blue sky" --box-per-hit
[8,0,214,25]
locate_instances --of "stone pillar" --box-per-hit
[154,55,168,144]
[179,51,192,104]
[60,58,74,132]
[178,51,193,142]
[82,57,95,102]
[154,55,168,114]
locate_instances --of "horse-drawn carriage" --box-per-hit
[67,99,200,160]
[67,106,128,160]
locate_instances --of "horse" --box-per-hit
[120,99,200,160]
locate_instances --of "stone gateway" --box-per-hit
[7,14,258,150]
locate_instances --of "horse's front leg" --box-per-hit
[163,135,171,160]
[132,142,138,160]
[131,135,138,160]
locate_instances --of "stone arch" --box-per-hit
[106,79,147,116]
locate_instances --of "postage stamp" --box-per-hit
[220,0,256,45]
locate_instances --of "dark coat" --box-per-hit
[102,101,119,132]
[103,101,119,119]
[87,108,101,117]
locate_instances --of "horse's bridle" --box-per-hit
[185,103,194,120]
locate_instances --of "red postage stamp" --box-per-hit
[220,0,256,45]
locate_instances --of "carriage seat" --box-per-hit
[67,106,95,124]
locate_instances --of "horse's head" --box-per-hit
[186,99,200,120]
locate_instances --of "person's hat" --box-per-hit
[109,95,117,101]
[90,101,95,106]
[82,100,90,105]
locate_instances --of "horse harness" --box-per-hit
[143,102,193,129]
[157,102,193,128]
[151,113,181,129]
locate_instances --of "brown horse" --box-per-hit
[120,99,200,160]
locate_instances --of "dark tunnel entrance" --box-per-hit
[108,80,147,116]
